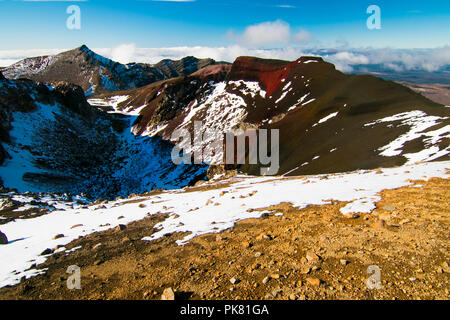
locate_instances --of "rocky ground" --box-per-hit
[0,174,448,300]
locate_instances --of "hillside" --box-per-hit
[0,76,207,199]
[93,56,450,176]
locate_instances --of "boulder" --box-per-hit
[161,288,175,300]
[0,230,8,244]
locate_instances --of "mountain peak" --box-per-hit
[1,46,220,96]
[78,44,91,52]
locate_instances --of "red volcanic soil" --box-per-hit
[229,56,323,98]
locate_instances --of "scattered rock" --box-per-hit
[271,289,281,297]
[383,205,396,211]
[230,277,240,285]
[340,259,349,266]
[306,251,320,262]
[115,224,127,231]
[122,237,131,243]
[92,243,103,250]
[242,241,252,248]
[40,248,53,256]
[300,266,311,274]
[70,224,83,229]
[306,277,321,287]
[52,234,65,240]
[270,274,281,279]
[371,219,386,229]
[262,277,270,285]
[94,259,103,266]
[399,218,411,226]
[251,263,261,271]
[0,231,8,245]
[161,288,175,300]
[257,233,273,240]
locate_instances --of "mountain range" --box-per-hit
[0,45,222,96]
[0,46,449,197]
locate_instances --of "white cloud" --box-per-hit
[232,20,291,47]
[107,43,137,64]
[1,45,449,75]
[292,30,312,44]
[276,5,297,8]
[229,20,313,47]
[0,48,67,67]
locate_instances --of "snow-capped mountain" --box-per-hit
[96,56,450,176]
[1,45,221,96]
[0,76,207,199]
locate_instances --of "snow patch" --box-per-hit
[313,112,338,127]
[0,161,448,287]
[365,110,450,163]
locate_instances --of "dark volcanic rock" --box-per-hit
[53,82,95,119]
[0,230,7,245]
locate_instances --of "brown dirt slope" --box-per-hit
[0,176,448,300]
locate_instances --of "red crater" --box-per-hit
[229,56,323,98]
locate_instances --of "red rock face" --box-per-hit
[229,56,323,98]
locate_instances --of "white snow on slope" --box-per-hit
[0,103,57,192]
[228,80,266,99]
[313,112,338,127]
[365,110,450,163]
[0,160,449,288]
[173,82,249,164]
[88,95,139,115]
[287,93,312,112]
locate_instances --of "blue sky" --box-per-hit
[0,0,449,50]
